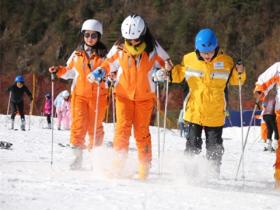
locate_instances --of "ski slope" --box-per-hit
[0,115,279,210]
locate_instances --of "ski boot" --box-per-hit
[48,123,51,129]
[137,163,150,180]
[70,147,83,170]
[20,119,26,131]
[264,139,274,152]
[275,169,280,190]
[11,119,14,130]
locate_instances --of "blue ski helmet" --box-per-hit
[15,75,24,83]
[195,28,218,52]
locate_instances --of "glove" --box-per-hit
[87,68,106,83]
[152,68,168,83]
[272,139,279,151]
[105,77,115,88]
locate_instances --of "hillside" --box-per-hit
[1,0,280,125]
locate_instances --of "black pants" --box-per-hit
[11,101,25,120]
[185,122,224,165]
[263,114,279,140]
[46,114,51,124]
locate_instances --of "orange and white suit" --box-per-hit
[56,49,107,149]
[101,42,170,169]
[255,62,280,188]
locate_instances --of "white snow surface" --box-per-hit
[0,115,279,210]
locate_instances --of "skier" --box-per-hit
[49,19,108,169]
[7,75,33,130]
[88,14,173,179]
[254,62,280,189]
[262,94,278,152]
[54,90,71,130]
[43,93,52,129]
[168,28,246,176]
[178,109,186,137]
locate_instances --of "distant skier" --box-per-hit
[169,28,246,177]
[254,62,280,189]
[261,94,278,152]
[43,93,52,129]
[7,75,33,130]
[178,109,186,137]
[54,90,71,130]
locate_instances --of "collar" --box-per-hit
[124,41,146,56]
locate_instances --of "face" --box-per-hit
[200,50,215,62]
[16,82,23,88]
[126,38,142,46]
[83,30,98,46]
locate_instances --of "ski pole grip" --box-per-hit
[51,73,55,81]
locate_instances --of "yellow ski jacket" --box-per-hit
[172,51,246,127]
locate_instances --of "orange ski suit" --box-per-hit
[255,62,280,183]
[56,50,108,149]
[101,43,170,165]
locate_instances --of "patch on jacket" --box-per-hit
[214,62,224,69]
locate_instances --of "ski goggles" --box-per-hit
[84,32,98,39]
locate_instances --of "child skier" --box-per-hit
[54,90,71,130]
[43,93,52,129]
[7,75,33,130]
[169,28,246,177]
[262,94,278,152]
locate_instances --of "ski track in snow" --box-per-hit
[0,115,279,210]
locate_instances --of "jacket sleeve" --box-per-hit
[171,55,187,83]
[255,62,280,94]
[24,86,33,100]
[56,51,77,79]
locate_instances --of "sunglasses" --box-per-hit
[84,32,98,39]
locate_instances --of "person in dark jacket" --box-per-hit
[7,75,33,130]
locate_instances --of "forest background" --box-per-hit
[0,0,280,127]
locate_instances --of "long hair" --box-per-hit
[77,32,108,58]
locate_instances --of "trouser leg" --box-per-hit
[185,123,203,155]
[205,126,224,166]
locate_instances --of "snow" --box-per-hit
[0,114,279,210]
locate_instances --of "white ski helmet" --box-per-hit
[81,19,103,35]
[121,15,146,39]
[62,90,70,98]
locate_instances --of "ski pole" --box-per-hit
[161,71,169,173]
[235,101,259,180]
[237,59,245,180]
[7,91,11,115]
[28,102,33,131]
[50,73,55,167]
[89,79,102,170]
[156,80,161,174]
[6,91,11,128]
[111,80,116,129]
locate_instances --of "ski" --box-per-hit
[0,141,13,150]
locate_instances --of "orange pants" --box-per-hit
[113,96,154,164]
[70,94,107,149]
[274,112,280,180]
[260,121,267,142]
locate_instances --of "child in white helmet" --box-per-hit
[49,19,108,170]
[54,90,71,130]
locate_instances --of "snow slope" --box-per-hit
[0,115,279,210]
